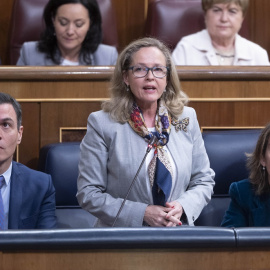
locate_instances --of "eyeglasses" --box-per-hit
[128,65,169,78]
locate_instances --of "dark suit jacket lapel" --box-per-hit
[8,162,22,229]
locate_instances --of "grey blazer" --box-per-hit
[77,106,215,227]
[16,41,118,66]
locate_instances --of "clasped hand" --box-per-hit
[144,201,183,227]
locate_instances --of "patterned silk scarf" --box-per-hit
[128,101,173,206]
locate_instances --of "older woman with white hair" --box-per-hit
[172,0,269,65]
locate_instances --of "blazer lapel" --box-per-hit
[8,162,22,229]
[128,128,153,204]
[167,128,183,200]
[167,122,194,202]
[251,195,270,226]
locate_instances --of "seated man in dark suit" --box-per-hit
[0,92,56,229]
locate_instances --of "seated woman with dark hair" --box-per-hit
[17,0,118,66]
[222,123,270,227]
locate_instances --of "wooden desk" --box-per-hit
[0,66,269,168]
[2,249,270,270]
[0,227,270,270]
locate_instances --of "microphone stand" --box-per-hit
[112,137,156,227]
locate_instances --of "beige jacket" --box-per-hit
[172,29,269,66]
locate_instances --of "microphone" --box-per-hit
[112,136,157,227]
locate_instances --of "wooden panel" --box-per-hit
[248,0,270,54]
[190,101,270,128]
[40,102,102,147]
[183,80,270,98]
[1,66,270,98]
[112,0,147,52]
[2,249,270,270]
[0,0,14,64]
[0,81,110,99]
[19,103,40,169]
[0,66,113,99]
[60,128,87,142]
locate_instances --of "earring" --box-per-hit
[262,165,266,180]
[164,89,167,93]
[126,85,130,92]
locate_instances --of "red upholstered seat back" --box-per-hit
[8,0,118,64]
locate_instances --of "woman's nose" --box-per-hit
[66,24,75,35]
[145,69,155,80]
[220,11,229,21]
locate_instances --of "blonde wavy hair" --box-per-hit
[102,37,188,123]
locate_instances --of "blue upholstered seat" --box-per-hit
[195,129,261,226]
[38,142,96,228]
[39,129,262,227]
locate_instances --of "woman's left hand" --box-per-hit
[165,201,184,227]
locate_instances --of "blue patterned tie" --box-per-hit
[0,175,5,230]
[152,152,172,206]
[150,132,172,206]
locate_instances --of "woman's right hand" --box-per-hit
[143,205,181,227]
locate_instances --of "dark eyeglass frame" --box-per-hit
[128,65,169,78]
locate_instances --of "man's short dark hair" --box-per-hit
[0,93,22,130]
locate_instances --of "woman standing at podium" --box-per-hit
[77,37,215,227]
